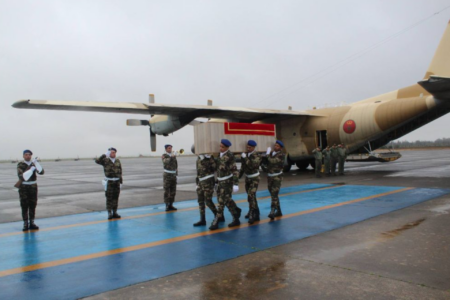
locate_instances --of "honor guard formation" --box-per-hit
[15,140,349,231]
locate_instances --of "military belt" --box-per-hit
[217,174,233,181]
[245,172,260,178]
[199,174,215,182]
[268,171,283,177]
[105,177,120,181]
[164,169,177,174]
[22,181,37,185]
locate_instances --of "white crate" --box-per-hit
[194,122,276,154]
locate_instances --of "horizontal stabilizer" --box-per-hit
[418,76,450,99]
[126,119,150,126]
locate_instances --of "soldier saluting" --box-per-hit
[209,139,241,230]
[266,140,285,220]
[162,144,178,211]
[16,149,44,231]
[95,147,123,220]
[194,153,220,226]
[239,140,261,224]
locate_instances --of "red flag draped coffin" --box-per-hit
[194,122,276,154]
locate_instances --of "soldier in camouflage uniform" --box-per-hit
[322,146,331,176]
[312,147,323,178]
[338,143,349,175]
[209,139,241,230]
[17,149,44,231]
[194,153,220,226]
[239,140,261,224]
[95,147,123,220]
[161,144,178,211]
[266,140,285,220]
[330,144,339,176]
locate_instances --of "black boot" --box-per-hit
[214,211,225,223]
[275,206,283,217]
[248,209,255,225]
[22,221,29,231]
[108,210,113,220]
[29,220,39,230]
[193,214,206,226]
[228,209,241,227]
[168,203,177,211]
[112,210,121,219]
[244,205,251,219]
[254,207,260,221]
[268,206,276,220]
[209,213,221,230]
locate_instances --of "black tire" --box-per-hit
[310,160,316,169]
[295,161,309,170]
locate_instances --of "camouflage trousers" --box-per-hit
[338,157,345,175]
[196,177,217,217]
[18,184,38,221]
[268,175,283,208]
[315,159,322,177]
[324,159,331,175]
[105,181,120,211]
[245,176,260,211]
[216,178,239,216]
[163,173,177,204]
[330,158,338,175]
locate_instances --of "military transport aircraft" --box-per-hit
[12,21,450,172]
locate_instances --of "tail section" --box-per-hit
[424,20,450,79]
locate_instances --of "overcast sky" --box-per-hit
[1,0,450,160]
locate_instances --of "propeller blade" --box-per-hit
[150,129,157,152]
[127,119,149,126]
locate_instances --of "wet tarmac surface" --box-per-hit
[1,150,450,299]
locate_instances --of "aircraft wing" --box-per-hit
[12,99,325,121]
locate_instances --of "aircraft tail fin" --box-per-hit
[425,20,450,79]
[418,76,450,99]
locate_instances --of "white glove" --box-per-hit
[23,167,36,181]
[105,150,111,157]
[30,166,36,172]
[204,154,211,159]
[266,147,271,155]
[241,152,246,158]
[32,158,43,173]
[32,157,38,164]
[199,155,205,160]
[174,151,179,156]
[233,185,239,193]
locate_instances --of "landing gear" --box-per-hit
[295,161,309,170]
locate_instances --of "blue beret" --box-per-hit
[221,139,232,147]
[275,140,284,148]
[164,144,172,149]
[109,147,117,152]
[247,140,257,147]
[23,149,33,155]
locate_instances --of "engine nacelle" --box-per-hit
[149,115,186,135]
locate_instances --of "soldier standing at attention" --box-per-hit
[266,140,285,220]
[209,139,241,230]
[95,147,123,220]
[239,140,262,225]
[194,153,220,226]
[16,149,44,231]
[338,143,348,175]
[161,144,178,211]
[330,144,339,176]
[322,146,331,176]
[312,147,323,178]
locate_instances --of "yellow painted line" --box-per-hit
[0,187,413,278]
[0,185,341,238]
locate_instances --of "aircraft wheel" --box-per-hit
[295,161,309,170]
[283,164,292,173]
[310,161,316,169]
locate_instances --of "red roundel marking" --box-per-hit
[343,120,356,134]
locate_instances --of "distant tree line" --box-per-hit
[381,138,450,149]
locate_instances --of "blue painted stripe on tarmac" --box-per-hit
[0,185,397,271]
[0,186,447,300]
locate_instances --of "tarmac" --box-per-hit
[0,150,449,299]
